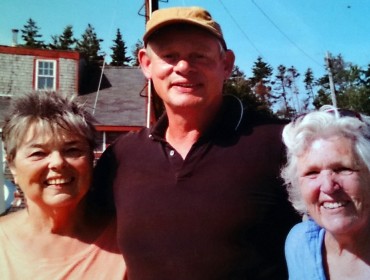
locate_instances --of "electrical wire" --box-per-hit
[251,0,322,67]
[217,0,263,56]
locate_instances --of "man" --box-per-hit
[94,6,299,279]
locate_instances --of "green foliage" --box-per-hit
[303,68,315,109]
[76,24,104,64]
[313,55,370,115]
[131,40,143,67]
[223,66,273,118]
[49,25,76,50]
[21,18,45,48]
[251,56,273,86]
[110,28,132,66]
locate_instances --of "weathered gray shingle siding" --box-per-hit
[59,58,78,95]
[0,53,33,96]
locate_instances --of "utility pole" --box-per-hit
[326,51,338,108]
[144,0,159,128]
[145,0,158,21]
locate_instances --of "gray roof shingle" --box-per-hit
[77,66,148,127]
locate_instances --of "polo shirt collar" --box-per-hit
[150,95,244,141]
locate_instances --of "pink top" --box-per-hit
[0,221,126,280]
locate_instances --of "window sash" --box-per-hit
[35,59,56,90]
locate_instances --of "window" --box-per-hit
[35,59,56,90]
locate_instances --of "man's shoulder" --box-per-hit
[237,111,288,142]
[113,127,150,146]
[243,109,288,128]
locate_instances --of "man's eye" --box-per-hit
[192,53,208,61]
[197,54,208,59]
[162,53,177,60]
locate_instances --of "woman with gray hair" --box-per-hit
[0,91,126,279]
[281,105,370,279]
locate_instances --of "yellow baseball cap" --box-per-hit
[143,6,227,49]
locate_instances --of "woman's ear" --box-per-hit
[8,161,18,185]
[138,48,152,80]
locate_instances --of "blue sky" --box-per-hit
[1,0,370,81]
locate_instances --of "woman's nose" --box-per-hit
[320,172,340,194]
[48,152,66,170]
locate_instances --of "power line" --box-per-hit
[251,0,322,67]
[218,0,263,56]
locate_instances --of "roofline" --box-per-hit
[0,45,80,60]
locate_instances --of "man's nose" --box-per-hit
[174,59,192,73]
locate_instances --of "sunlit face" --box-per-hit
[297,136,370,236]
[9,123,93,210]
[139,26,234,112]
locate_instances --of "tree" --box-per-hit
[287,66,301,113]
[223,66,273,118]
[303,68,315,109]
[250,56,273,86]
[271,65,293,118]
[76,24,103,64]
[49,25,76,50]
[110,28,132,66]
[21,18,45,48]
[131,40,143,66]
[314,54,370,115]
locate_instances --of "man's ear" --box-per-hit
[223,50,236,79]
[138,48,152,80]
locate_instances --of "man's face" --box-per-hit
[139,25,234,113]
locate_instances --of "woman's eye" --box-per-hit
[335,168,354,175]
[65,147,84,157]
[29,151,46,159]
[303,171,319,179]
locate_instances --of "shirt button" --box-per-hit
[169,150,175,156]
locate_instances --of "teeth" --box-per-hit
[176,83,195,87]
[46,178,72,185]
[323,201,347,209]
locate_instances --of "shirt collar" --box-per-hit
[149,95,244,141]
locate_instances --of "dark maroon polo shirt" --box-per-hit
[93,96,300,280]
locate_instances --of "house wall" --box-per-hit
[0,46,79,97]
[59,57,79,94]
[0,53,33,96]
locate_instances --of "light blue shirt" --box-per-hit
[285,219,326,280]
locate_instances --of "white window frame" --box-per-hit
[35,59,57,91]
